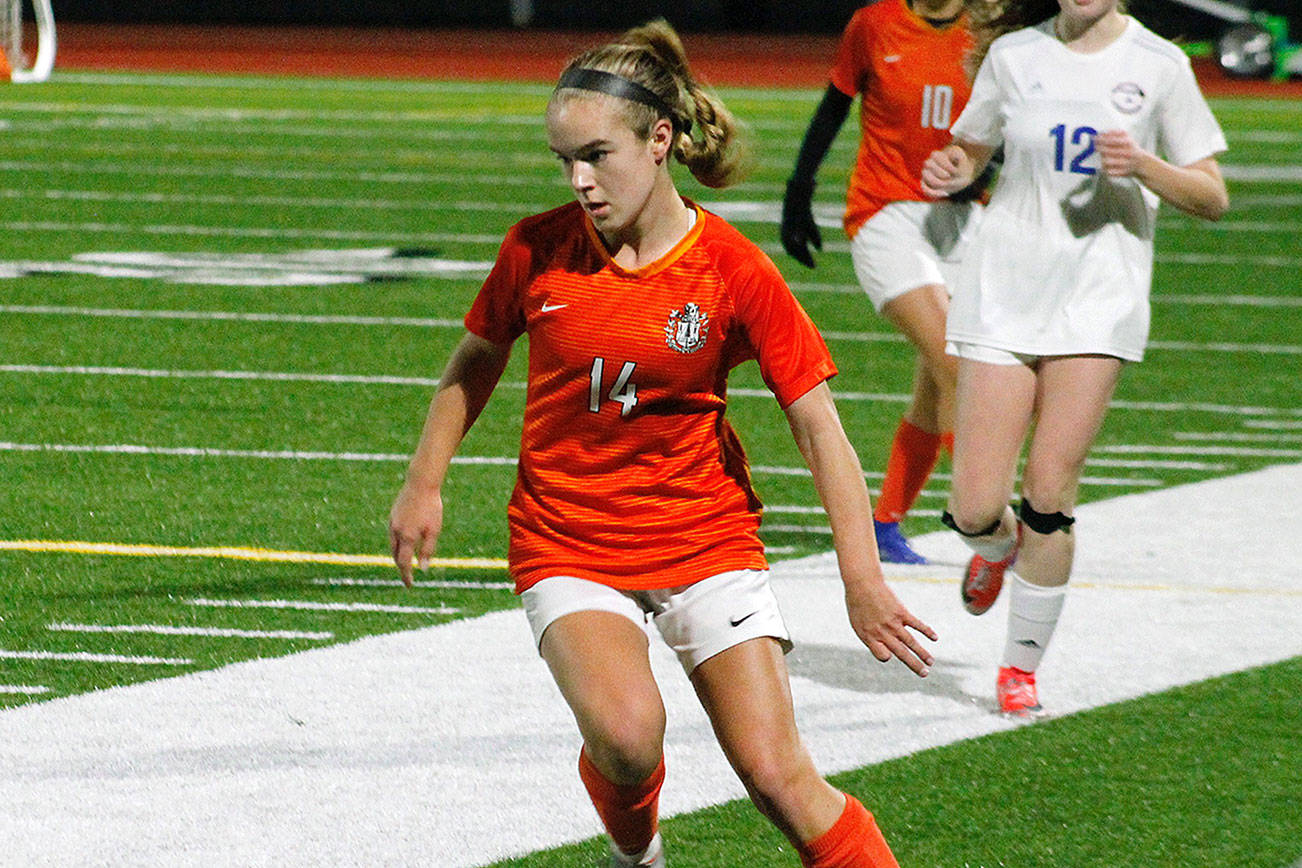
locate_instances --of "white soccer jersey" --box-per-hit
[946,17,1227,361]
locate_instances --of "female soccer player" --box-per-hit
[390,20,936,868]
[920,0,1228,714]
[782,0,987,565]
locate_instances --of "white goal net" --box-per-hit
[1,0,56,83]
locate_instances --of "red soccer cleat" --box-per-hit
[960,529,1020,615]
[997,666,1043,716]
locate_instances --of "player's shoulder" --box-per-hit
[1123,17,1192,67]
[694,207,787,288]
[989,20,1054,57]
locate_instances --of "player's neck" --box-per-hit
[1054,10,1127,52]
[908,0,964,24]
[606,184,693,271]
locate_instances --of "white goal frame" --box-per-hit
[2,0,56,83]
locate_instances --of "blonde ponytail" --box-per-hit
[551,18,751,189]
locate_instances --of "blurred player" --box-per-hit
[390,20,935,868]
[782,0,987,564]
[921,0,1228,714]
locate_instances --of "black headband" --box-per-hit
[556,67,691,134]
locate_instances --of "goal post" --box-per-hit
[1,0,56,83]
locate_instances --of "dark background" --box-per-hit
[43,0,1302,41]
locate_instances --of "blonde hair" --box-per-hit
[964,0,1128,76]
[550,19,750,189]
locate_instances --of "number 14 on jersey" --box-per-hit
[589,357,639,417]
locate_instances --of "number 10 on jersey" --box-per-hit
[920,84,954,130]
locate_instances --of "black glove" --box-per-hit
[781,178,822,269]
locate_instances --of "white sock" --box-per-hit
[966,529,1016,563]
[1002,573,1067,672]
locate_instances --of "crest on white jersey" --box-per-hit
[1111,82,1145,115]
[665,302,710,353]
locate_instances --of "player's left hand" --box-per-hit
[781,179,822,268]
[1095,129,1145,178]
[844,581,938,677]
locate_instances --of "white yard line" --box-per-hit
[312,578,514,591]
[47,623,335,641]
[0,442,1165,485]
[0,464,1297,865]
[188,598,461,616]
[0,650,191,665]
[0,685,49,695]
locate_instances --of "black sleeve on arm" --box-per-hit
[789,84,854,190]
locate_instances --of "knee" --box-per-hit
[942,505,1003,538]
[582,707,666,785]
[731,741,813,813]
[1017,497,1075,536]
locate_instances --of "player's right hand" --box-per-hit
[389,481,444,588]
[920,145,970,198]
[781,179,822,269]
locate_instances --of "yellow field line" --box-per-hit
[0,539,508,570]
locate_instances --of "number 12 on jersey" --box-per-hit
[589,357,639,417]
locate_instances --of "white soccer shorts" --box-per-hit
[521,568,791,674]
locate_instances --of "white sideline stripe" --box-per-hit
[1174,431,1302,443]
[188,599,461,616]
[6,304,1301,357]
[0,539,508,570]
[3,215,1302,268]
[1097,444,1302,458]
[0,187,550,215]
[3,363,1296,419]
[0,305,464,329]
[0,159,561,188]
[0,650,191,665]
[47,623,335,641]
[0,220,501,246]
[0,465,1297,866]
[312,578,513,591]
[1148,340,1302,355]
[1156,293,1302,308]
[0,443,1163,485]
[0,685,49,695]
[1244,419,1302,430]
[1,364,444,388]
[792,282,1302,308]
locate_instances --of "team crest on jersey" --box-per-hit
[665,302,710,353]
[1111,82,1145,115]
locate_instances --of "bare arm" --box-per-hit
[1094,130,1229,221]
[783,382,937,676]
[389,331,512,586]
[920,139,996,199]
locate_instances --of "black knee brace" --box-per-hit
[941,510,1002,538]
[1018,499,1075,535]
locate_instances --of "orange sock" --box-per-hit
[874,418,943,524]
[799,794,900,868]
[578,748,665,857]
[0,49,10,77]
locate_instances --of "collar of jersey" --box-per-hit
[584,200,706,279]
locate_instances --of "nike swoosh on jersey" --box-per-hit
[729,611,760,627]
[540,302,568,313]
[883,54,902,63]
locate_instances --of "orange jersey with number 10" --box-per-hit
[466,201,837,593]
[830,0,975,236]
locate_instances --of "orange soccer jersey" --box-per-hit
[465,201,836,592]
[830,0,975,237]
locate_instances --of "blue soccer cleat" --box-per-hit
[873,520,928,565]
